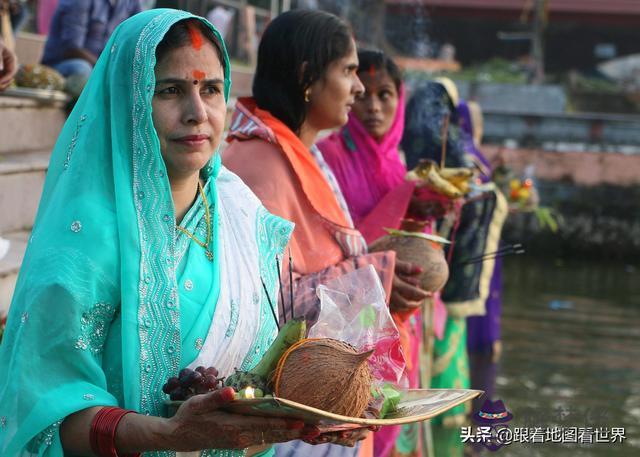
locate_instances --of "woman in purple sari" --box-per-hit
[458,101,503,408]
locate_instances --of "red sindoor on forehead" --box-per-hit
[187,22,204,51]
[192,70,206,80]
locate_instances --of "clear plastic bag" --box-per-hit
[309,265,406,384]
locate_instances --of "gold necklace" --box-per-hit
[176,181,214,261]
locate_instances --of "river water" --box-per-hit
[487,256,640,456]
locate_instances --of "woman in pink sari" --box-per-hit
[318,50,428,457]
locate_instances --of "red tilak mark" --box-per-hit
[192,70,205,80]
[187,23,203,51]
[368,64,376,77]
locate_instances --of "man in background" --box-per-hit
[41,0,141,80]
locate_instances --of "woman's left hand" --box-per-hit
[303,427,371,447]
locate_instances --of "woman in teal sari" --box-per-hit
[0,9,317,456]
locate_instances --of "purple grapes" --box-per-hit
[162,366,224,401]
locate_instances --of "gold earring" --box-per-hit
[304,89,311,103]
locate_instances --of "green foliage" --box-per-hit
[567,74,620,94]
[444,58,528,84]
[534,207,560,233]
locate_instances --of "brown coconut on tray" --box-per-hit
[272,338,374,418]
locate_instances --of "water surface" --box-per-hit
[492,257,640,456]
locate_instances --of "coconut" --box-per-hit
[369,219,449,292]
[272,338,373,417]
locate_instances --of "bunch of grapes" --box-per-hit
[162,366,224,401]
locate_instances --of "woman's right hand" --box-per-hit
[166,387,320,451]
[390,260,432,312]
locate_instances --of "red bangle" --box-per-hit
[90,407,141,457]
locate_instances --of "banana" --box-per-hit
[452,179,470,195]
[405,169,422,182]
[424,163,464,198]
[225,319,306,391]
[409,159,437,181]
[446,175,473,194]
[440,167,474,194]
[439,167,473,180]
[251,318,306,378]
[407,160,465,198]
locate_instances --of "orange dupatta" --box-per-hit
[242,98,351,229]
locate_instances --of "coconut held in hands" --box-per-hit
[272,338,373,418]
[369,219,449,292]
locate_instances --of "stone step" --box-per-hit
[0,150,50,233]
[0,95,67,155]
[0,231,29,317]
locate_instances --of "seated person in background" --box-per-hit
[41,0,141,80]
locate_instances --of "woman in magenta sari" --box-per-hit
[318,50,427,457]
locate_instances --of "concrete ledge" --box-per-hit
[0,97,66,154]
[0,151,49,233]
[0,150,51,175]
[0,90,69,108]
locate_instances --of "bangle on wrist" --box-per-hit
[90,406,140,457]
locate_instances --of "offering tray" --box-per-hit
[167,388,482,432]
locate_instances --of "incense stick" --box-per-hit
[460,244,523,264]
[459,249,525,266]
[275,256,286,323]
[457,247,521,266]
[440,113,450,169]
[288,248,295,320]
[260,277,280,330]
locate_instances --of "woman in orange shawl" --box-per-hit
[223,9,430,457]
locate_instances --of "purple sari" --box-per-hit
[457,101,503,353]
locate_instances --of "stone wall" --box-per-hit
[483,145,640,186]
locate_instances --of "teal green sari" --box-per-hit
[0,9,292,456]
